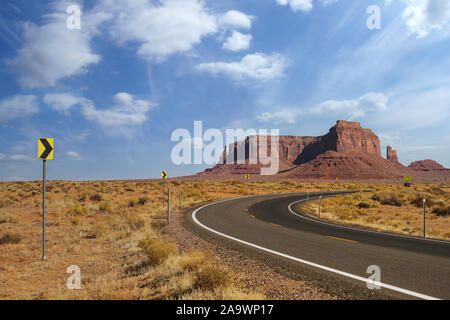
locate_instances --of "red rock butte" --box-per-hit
[198,120,449,181]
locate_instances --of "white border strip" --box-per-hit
[191,196,441,300]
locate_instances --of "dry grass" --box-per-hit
[297,184,450,240]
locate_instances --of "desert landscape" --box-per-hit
[0,177,448,300]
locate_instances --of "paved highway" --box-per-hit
[186,192,450,300]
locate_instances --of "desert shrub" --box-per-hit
[0,233,22,245]
[193,265,235,291]
[180,251,214,272]
[128,198,137,207]
[88,223,107,238]
[99,201,112,213]
[138,197,149,206]
[70,204,89,216]
[89,193,102,202]
[78,193,87,202]
[139,238,177,266]
[358,199,380,209]
[150,219,167,231]
[432,206,450,217]
[410,193,436,208]
[0,212,18,224]
[0,198,13,208]
[126,212,145,230]
[71,217,80,225]
[125,187,134,192]
[371,192,405,206]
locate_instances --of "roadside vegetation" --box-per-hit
[296,184,450,240]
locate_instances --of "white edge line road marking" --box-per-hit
[288,197,450,244]
[191,195,441,300]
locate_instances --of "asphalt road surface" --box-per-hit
[187,191,450,300]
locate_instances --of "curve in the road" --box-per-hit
[190,192,450,300]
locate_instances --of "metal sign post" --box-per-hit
[42,160,47,261]
[167,189,171,224]
[318,196,322,219]
[423,199,426,238]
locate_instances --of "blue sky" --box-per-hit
[0,0,449,181]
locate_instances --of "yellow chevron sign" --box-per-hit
[161,171,167,179]
[245,174,250,180]
[38,138,54,160]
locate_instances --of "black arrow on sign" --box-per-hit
[39,138,53,159]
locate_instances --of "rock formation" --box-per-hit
[408,160,449,172]
[386,145,399,162]
[198,120,448,180]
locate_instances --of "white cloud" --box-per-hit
[0,154,5,160]
[257,109,300,124]
[196,53,287,80]
[218,10,254,29]
[6,1,102,88]
[276,0,313,12]
[80,92,156,127]
[311,92,388,120]
[223,31,252,52]
[403,0,450,38]
[43,93,88,115]
[0,95,39,122]
[9,154,32,162]
[64,151,82,160]
[43,92,156,130]
[100,0,218,62]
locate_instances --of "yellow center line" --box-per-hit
[271,223,282,227]
[327,236,358,243]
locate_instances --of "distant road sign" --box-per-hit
[38,138,54,160]
[161,171,167,179]
[404,176,412,182]
[245,174,250,180]
[336,177,340,182]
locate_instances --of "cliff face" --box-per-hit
[387,145,399,162]
[408,160,449,172]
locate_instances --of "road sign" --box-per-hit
[161,171,167,179]
[336,177,340,183]
[38,138,54,160]
[245,174,250,180]
[403,176,412,182]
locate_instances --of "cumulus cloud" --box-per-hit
[218,10,254,29]
[43,92,156,129]
[257,109,300,124]
[64,151,82,160]
[223,31,252,52]
[99,0,218,62]
[80,92,156,127]
[276,0,313,12]
[196,53,287,80]
[311,92,388,120]
[0,95,39,122]
[43,93,89,115]
[6,1,103,88]
[403,0,450,38]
